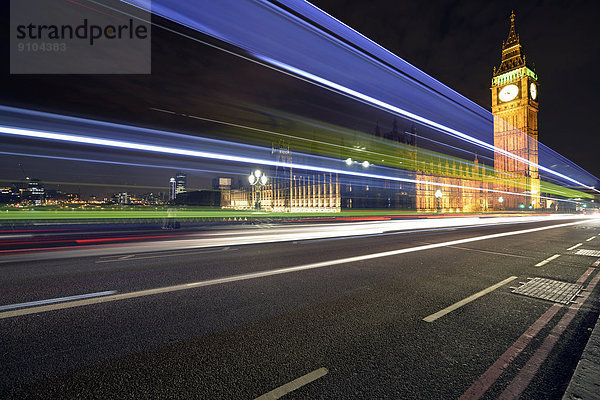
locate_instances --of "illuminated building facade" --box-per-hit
[416,155,494,212]
[416,11,543,212]
[491,11,540,209]
[222,12,545,215]
[175,172,187,196]
[221,143,341,212]
[263,145,341,212]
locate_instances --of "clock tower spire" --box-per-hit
[496,11,526,75]
[491,11,540,209]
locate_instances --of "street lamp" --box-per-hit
[248,169,268,210]
[345,158,372,168]
[435,189,443,213]
[498,196,504,211]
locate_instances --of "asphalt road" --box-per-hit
[1,216,599,399]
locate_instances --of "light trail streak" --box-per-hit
[0,124,582,205]
[260,57,598,192]
[0,150,240,184]
[148,106,575,195]
[0,216,593,318]
[117,0,598,190]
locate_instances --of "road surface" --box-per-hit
[1,215,599,399]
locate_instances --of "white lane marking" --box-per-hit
[567,243,583,250]
[586,236,596,242]
[0,220,588,319]
[423,276,517,323]
[439,245,533,259]
[0,291,117,312]
[254,368,328,400]
[535,254,561,267]
[95,247,232,263]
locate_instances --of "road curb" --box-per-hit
[562,313,600,400]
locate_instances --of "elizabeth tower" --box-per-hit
[491,11,540,209]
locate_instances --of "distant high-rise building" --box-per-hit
[118,192,130,204]
[27,178,45,204]
[175,172,187,196]
[169,177,176,200]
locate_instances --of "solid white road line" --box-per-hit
[535,254,561,267]
[423,276,518,323]
[0,290,117,312]
[0,219,588,319]
[567,243,583,250]
[586,236,596,242]
[254,368,328,400]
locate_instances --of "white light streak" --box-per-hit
[259,57,598,192]
[0,124,585,204]
[0,217,591,319]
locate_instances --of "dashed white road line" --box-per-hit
[567,243,583,251]
[535,254,561,267]
[423,276,518,323]
[586,236,596,242]
[254,368,328,400]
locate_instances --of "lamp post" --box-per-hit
[248,169,268,210]
[498,196,504,211]
[435,189,442,213]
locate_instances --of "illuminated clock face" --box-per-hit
[499,84,519,102]
[530,82,537,100]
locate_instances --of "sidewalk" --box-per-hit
[562,314,600,400]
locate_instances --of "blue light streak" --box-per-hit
[0,123,580,204]
[117,0,599,192]
[260,57,596,192]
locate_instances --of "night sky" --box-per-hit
[1,0,599,197]
[310,0,600,177]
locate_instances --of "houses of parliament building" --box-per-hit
[221,12,544,213]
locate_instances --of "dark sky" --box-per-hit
[311,0,600,178]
